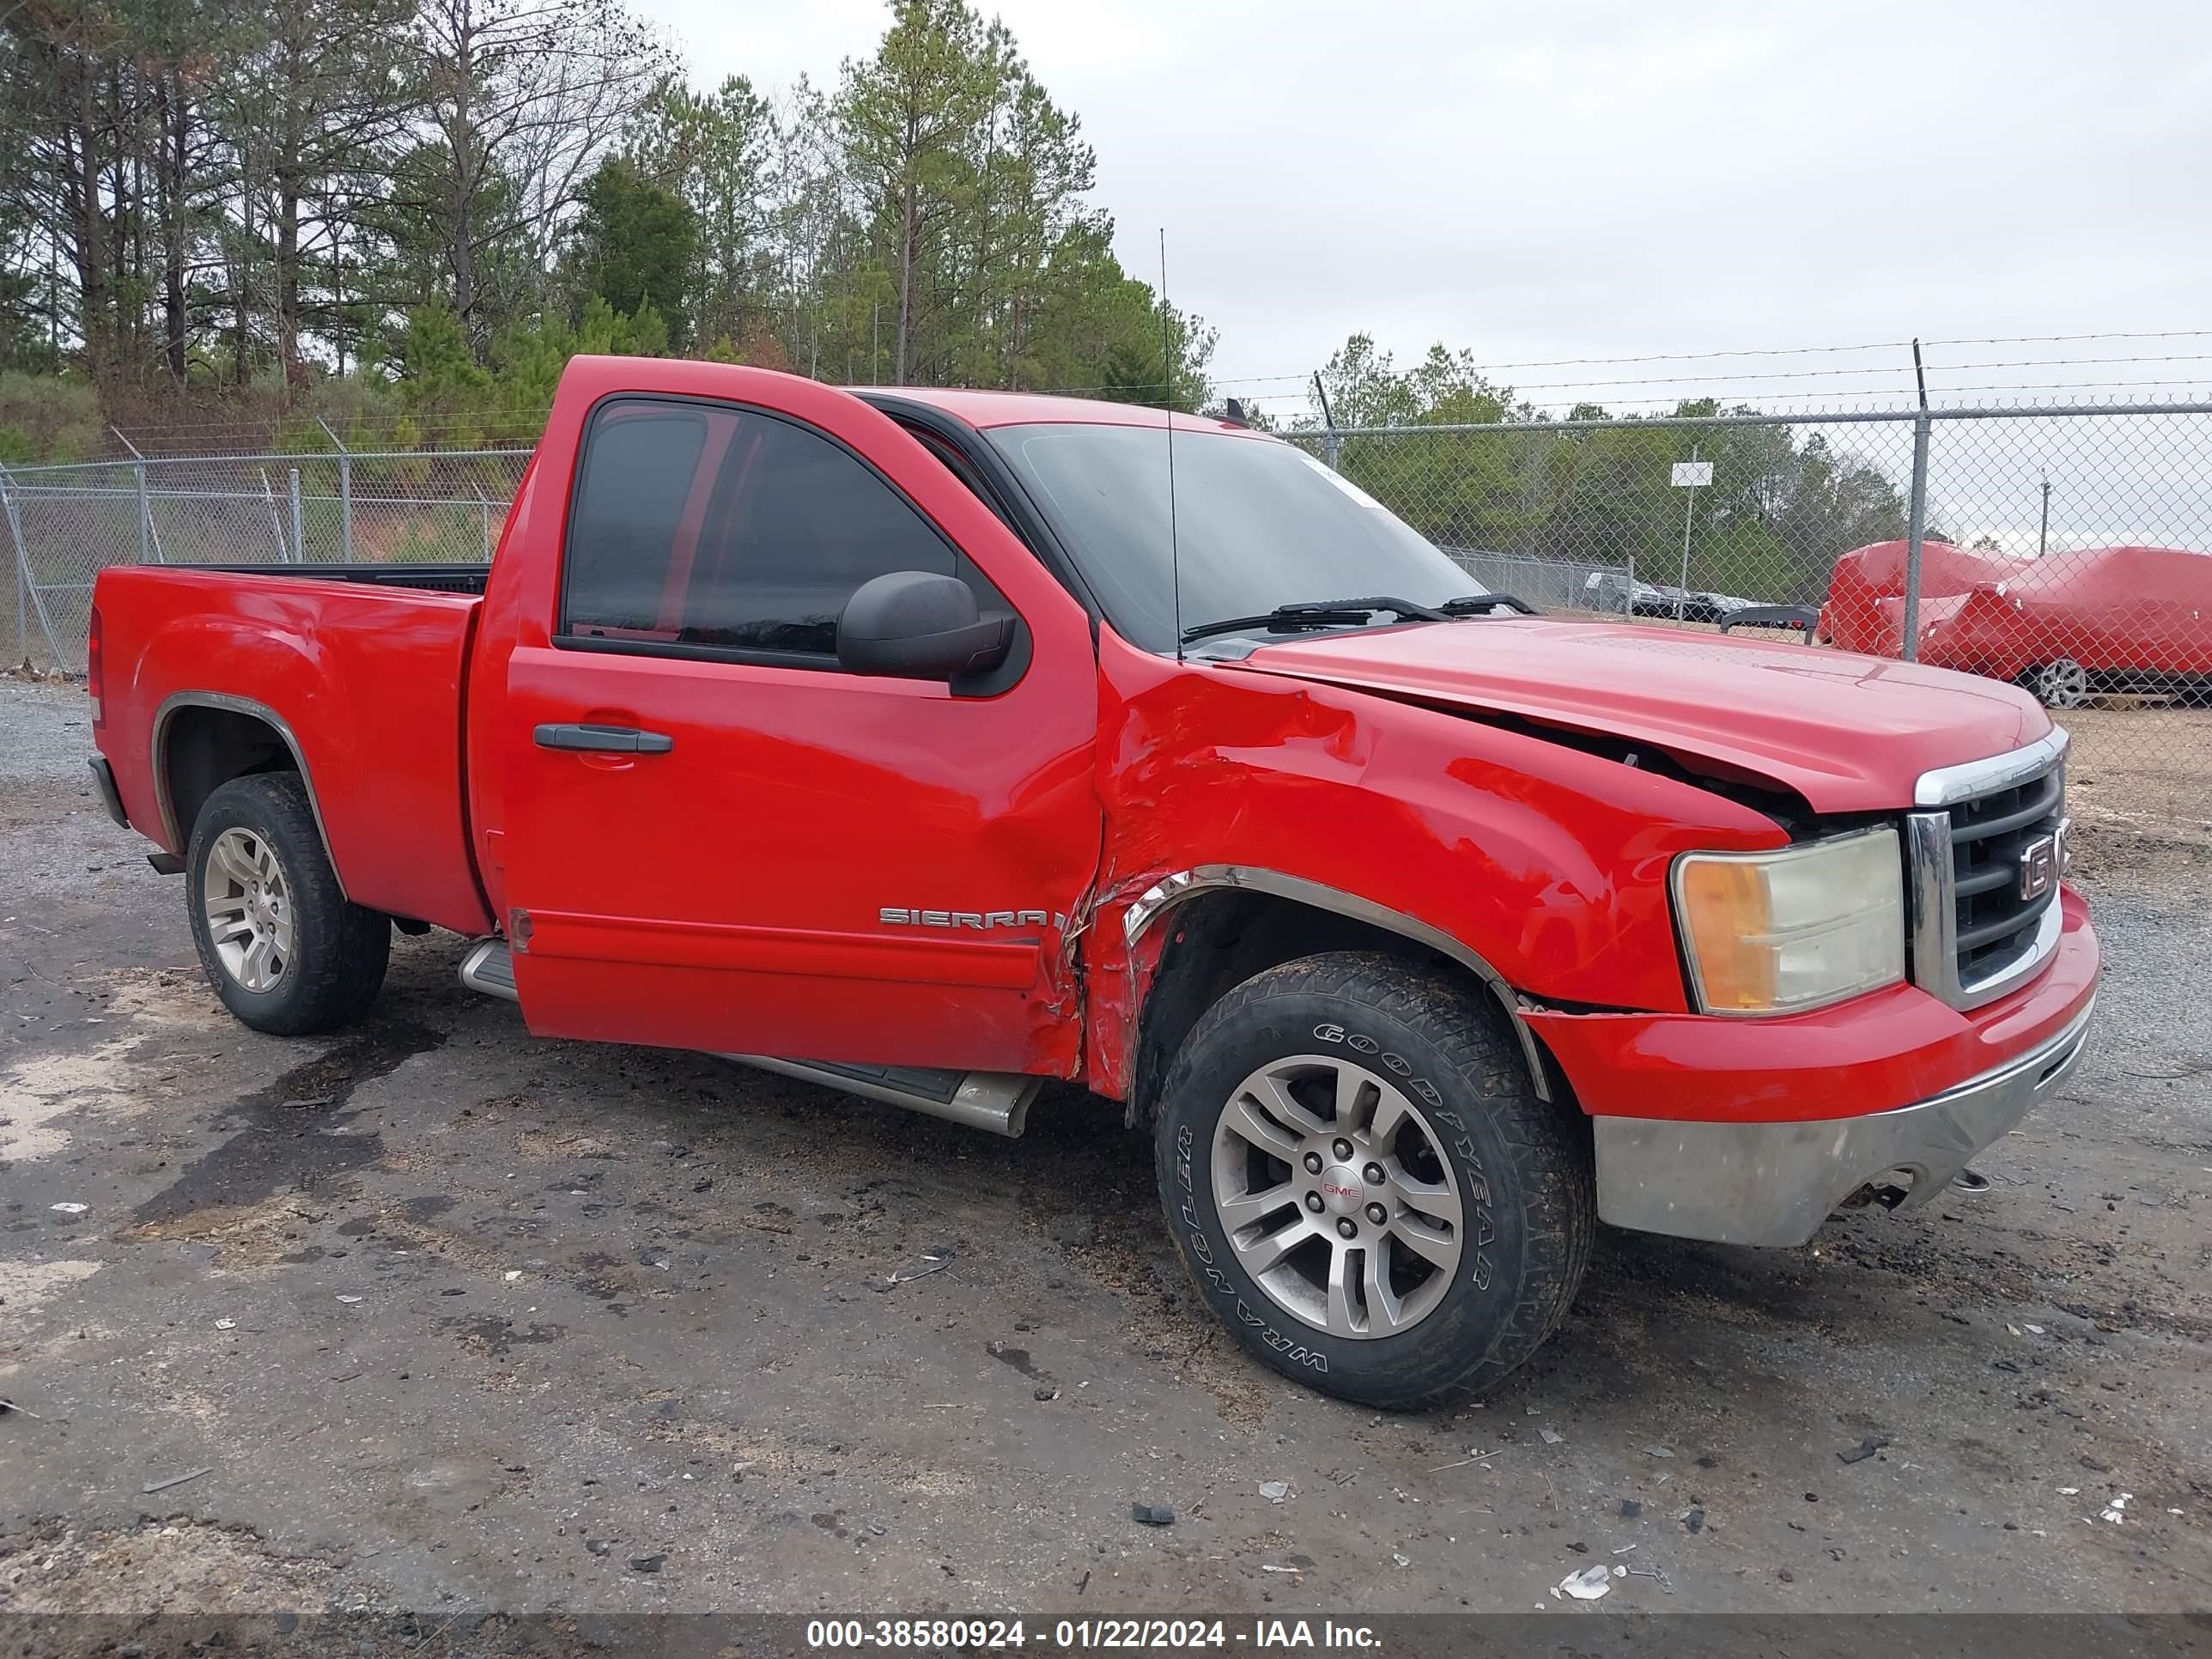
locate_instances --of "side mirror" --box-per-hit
[837,570,1013,681]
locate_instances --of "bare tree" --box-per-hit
[404,0,669,338]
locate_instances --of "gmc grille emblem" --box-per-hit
[2018,835,2057,901]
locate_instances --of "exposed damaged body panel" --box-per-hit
[1230,617,2051,815]
[1076,628,1792,1103]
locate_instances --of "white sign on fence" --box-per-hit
[1671,460,1714,488]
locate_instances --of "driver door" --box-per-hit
[496,380,1102,1075]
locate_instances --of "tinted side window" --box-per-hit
[562,408,708,632]
[683,413,957,654]
[562,398,986,661]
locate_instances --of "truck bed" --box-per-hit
[93,563,494,935]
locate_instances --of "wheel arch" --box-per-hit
[154,691,347,898]
[1118,866,1559,1127]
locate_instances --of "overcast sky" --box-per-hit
[641,0,2212,418]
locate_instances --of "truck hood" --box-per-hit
[1232,619,2051,813]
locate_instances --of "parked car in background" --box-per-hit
[1582,570,1753,623]
[1822,540,2019,659]
[1822,539,2212,708]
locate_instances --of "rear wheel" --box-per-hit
[1153,951,1594,1409]
[2025,659,2090,709]
[186,773,389,1036]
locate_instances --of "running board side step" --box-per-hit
[724,1057,1042,1138]
[456,939,1038,1137]
[459,938,519,1000]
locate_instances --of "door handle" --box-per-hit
[533,723,675,755]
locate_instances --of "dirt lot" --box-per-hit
[2064,705,2212,849]
[2,678,2208,1635]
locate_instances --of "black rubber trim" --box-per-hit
[1717,603,1820,640]
[552,633,838,672]
[1951,771,2064,845]
[88,757,130,829]
[1956,884,2057,952]
[854,394,1104,628]
[793,1059,967,1105]
[550,612,1038,700]
[184,562,491,594]
[1954,863,2014,897]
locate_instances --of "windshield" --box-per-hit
[986,422,1484,653]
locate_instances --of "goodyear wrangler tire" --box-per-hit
[1153,951,1593,1409]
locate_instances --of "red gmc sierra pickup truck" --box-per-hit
[86,356,2098,1407]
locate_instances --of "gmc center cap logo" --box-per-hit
[2019,819,2070,901]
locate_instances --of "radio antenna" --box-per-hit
[1159,228,1183,662]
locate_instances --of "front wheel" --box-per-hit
[186,773,390,1036]
[1153,951,1594,1409]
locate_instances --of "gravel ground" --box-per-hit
[2064,705,2212,847]
[1,677,2207,1632]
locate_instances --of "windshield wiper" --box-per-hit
[1441,592,1539,616]
[1180,596,1452,645]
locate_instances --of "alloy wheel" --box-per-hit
[202,827,295,992]
[1208,1054,1464,1339]
[2033,659,2089,709]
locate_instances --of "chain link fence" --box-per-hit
[7,403,2208,835]
[1285,403,2212,836]
[3,448,532,670]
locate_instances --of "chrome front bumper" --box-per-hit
[1590,999,2095,1247]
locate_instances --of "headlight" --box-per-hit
[1672,827,1905,1015]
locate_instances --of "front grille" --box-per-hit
[1907,738,2069,1011]
[1948,765,2064,982]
